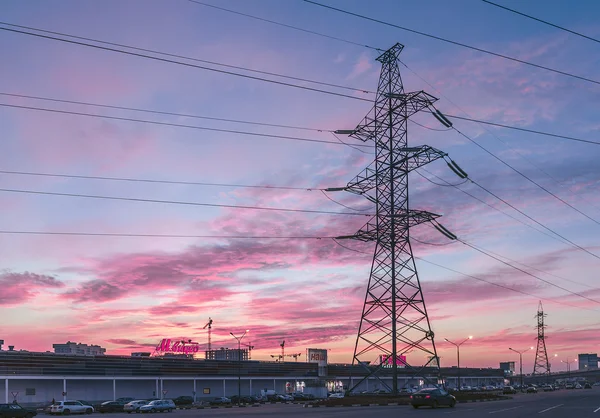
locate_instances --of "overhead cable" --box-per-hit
[0,103,371,149]
[451,126,600,227]
[0,169,318,191]
[0,230,331,239]
[481,0,600,44]
[303,0,600,86]
[416,257,598,312]
[0,26,372,102]
[460,239,600,305]
[0,92,331,133]
[0,187,373,217]
[186,0,383,52]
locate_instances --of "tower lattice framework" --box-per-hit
[339,43,451,394]
[533,301,550,375]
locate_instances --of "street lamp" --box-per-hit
[444,336,472,391]
[509,347,533,392]
[561,358,577,377]
[230,330,249,405]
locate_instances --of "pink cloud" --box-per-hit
[0,271,64,305]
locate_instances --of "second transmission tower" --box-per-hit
[533,301,550,375]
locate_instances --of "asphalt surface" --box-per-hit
[89,390,600,417]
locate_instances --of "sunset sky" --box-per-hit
[1,0,599,372]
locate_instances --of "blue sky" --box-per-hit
[1,0,599,370]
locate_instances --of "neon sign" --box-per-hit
[379,354,407,368]
[156,339,200,354]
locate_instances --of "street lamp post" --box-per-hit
[509,347,533,392]
[444,336,472,391]
[561,358,577,378]
[230,330,249,405]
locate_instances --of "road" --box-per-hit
[110,390,600,417]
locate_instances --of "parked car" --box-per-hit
[565,383,574,389]
[0,404,37,418]
[526,386,538,393]
[115,399,134,404]
[139,400,175,413]
[208,398,231,406]
[49,401,94,415]
[584,383,592,389]
[171,397,193,406]
[123,401,149,414]
[575,384,583,389]
[542,385,555,392]
[98,402,124,413]
[410,388,456,409]
[503,386,517,394]
[328,393,344,399]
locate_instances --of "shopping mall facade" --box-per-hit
[0,351,505,405]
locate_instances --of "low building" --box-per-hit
[205,347,248,361]
[52,342,106,356]
[500,361,515,376]
[578,353,598,371]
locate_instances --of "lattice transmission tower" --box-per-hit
[533,301,550,375]
[334,43,457,394]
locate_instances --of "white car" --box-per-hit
[49,401,94,415]
[124,401,149,413]
[139,400,175,413]
[328,393,344,398]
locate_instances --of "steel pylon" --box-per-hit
[339,43,449,394]
[533,301,550,375]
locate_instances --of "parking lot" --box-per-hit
[57,389,598,417]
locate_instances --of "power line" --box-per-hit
[0,103,371,149]
[481,0,600,45]
[0,230,331,239]
[186,0,383,52]
[452,126,600,227]
[303,0,600,86]
[0,21,375,95]
[3,90,598,147]
[419,168,565,244]
[460,239,600,305]
[469,178,600,261]
[445,113,600,146]
[0,169,319,191]
[416,256,598,312]
[0,26,372,102]
[331,237,598,310]
[0,187,373,217]
[467,241,596,290]
[0,92,331,133]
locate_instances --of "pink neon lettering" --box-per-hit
[156,339,199,353]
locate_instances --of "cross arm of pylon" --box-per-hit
[344,146,448,196]
[335,210,446,242]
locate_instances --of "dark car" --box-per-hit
[208,397,231,405]
[171,396,193,406]
[98,402,124,413]
[526,386,538,393]
[0,404,37,418]
[410,388,456,409]
[503,386,517,394]
[584,383,592,389]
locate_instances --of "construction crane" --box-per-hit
[203,317,213,352]
[241,342,255,360]
[270,353,302,362]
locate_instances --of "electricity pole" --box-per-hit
[335,43,455,394]
[509,347,532,391]
[532,301,550,379]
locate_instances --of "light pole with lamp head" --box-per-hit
[444,336,472,391]
[561,358,577,378]
[509,347,533,391]
[230,330,249,405]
